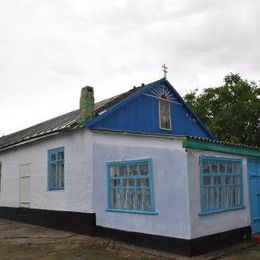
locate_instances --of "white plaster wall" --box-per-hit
[92,133,191,239]
[187,149,250,239]
[0,129,93,213]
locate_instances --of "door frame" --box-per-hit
[248,159,260,234]
[19,163,31,208]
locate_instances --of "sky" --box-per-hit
[0,0,259,135]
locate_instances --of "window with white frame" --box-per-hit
[200,156,243,213]
[48,147,64,190]
[107,159,155,213]
[159,95,171,130]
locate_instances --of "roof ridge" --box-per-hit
[0,80,156,150]
[0,109,80,140]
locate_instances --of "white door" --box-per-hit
[19,164,31,207]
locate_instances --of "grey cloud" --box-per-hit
[0,0,259,134]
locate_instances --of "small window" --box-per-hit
[0,162,2,192]
[159,95,171,130]
[107,159,156,214]
[48,147,64,190]
[200,156,243,214]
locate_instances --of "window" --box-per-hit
[0,162,1,192]
[48,147,64,190]
[159,95,171,130]
[200,156,243,214]
[107,159,156,214]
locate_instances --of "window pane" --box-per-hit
[51,154,56,162]
[128,189,135,209]
[58,152,64,160]
[57,162,64,188]
[129,165,138,176]
[226,162,233,173]
[203,161,210,173]
[140,164,148,175]
[110,189,116,208]
[203,187,210,210]
[233,176,240,184]
[160,98,171,129]
[111,178,121,187]
[50,163,56,189]
[144,189,151,210]
[123,178,134,187]
[119,166,127,177]
[137,178,150,186]
[143,178,149,187]
[213,176,222,185]
[110,166,119,178]
[203,176,211,185]
[136,189,143,210]
[122,189,128,209]
[219,162,225,173]
[233,162,239,174]
[114,190,120,208]
[235,187,241,205]
[211,161,217,174]
[225,176,233,185]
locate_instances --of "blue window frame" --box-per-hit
[106,159,156,214]
[48,147,64,190]
[200,156,243,214]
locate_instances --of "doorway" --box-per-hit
[19,164,31,208]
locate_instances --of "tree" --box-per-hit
[184,73,260,147]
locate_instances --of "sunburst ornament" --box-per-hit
[144,84,182,105]
[150,84,173,100]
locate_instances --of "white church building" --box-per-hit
[0,77,259,256]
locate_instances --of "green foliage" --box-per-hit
[184,73,260,147]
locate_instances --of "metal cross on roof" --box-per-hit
[162,64,168,78]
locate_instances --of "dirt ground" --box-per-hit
[0,218,259,260]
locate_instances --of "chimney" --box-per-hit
[79,86,95,123]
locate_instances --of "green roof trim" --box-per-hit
[183,137,260,158]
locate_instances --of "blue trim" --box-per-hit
[106,209,158,215]
[106,158,156,214]
[199,206,246,216]
[47,147,65,191]
[163,79,215,140]
[200,156,242,162]
[84,78,215,140]
[85,79,165,128]
[200,155,244,214]
[247,159,260,234]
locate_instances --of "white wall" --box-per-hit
[0,129,93,213]
[92,132,191,239]
[187,149,250,239]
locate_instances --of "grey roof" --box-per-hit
[0,85,144,151]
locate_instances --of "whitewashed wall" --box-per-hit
[92,132,191,239]
[187,149,250,239]
[0,129,93,213]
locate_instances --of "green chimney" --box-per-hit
[79,86,95,123]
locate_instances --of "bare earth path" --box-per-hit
[0,218,258,259]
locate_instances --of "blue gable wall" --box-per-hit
[86,78,214,139]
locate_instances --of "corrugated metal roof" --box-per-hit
[90,129,259,151]
[186,136,259,150]
[0,84,145,151]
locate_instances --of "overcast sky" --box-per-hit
[0,0,259,135]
